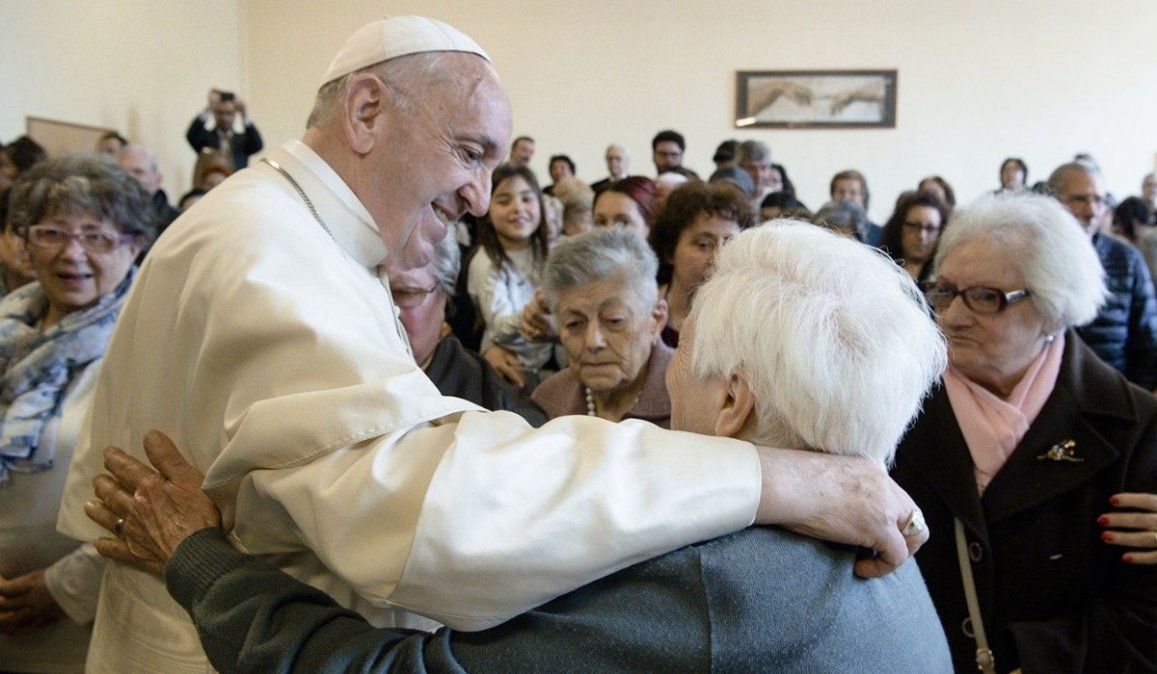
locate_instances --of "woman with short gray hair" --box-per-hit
[0,155,150,671]
[532,228,670,425]
[892,193,1157,672]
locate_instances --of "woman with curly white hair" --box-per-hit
[892,193,1157,673]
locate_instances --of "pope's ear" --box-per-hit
[341,73,388,155]
[714,373,755,439]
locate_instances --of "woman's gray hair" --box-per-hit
[737,140,771,164]
[812,200,868,241]
[429,232,461,298]
[8,154,154,240]
[932,193,1106,330]
[541,228,658,315]
[688,222,946,466]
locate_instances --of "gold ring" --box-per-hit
[114,517,125,537]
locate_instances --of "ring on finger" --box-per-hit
[902,508,926,537]
[114,517,125,537]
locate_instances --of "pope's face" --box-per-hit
[362,54,513,270]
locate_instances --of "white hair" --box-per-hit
[541,228,658,315]
[688,222,947,466]
[429,233,461,298]
[932,193,1106,330]
[655,173,689,190]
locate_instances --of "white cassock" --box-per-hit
[56,140,760,672]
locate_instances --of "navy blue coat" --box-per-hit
[1076,233,1157,389]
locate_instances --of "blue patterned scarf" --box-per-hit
[0,268,134,481]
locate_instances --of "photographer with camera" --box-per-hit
[185,88,263,170]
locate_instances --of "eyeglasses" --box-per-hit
[1060,194,1108,209]
[902,222,940,235]
[390,284,441,308]
[26,225,134,254]
[920,282,1032,314]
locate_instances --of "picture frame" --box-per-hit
[734,70,898,129]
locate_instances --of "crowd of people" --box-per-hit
[1,13,1156,674]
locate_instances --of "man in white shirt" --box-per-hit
[60,15,925,673]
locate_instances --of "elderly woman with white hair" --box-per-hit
[78,221,954,671]
[531,228,670,425]
[892,194,1157,673]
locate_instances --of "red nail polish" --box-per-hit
[1097,516,1110,526]
[1101,532,1114,542]
[1110,496,1120,506]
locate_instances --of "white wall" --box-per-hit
[0,0,244,199]
[4,1,1156,222]
[240,0,1157,222]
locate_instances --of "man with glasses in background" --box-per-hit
[1049,161,1157,390]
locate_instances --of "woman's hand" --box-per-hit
[1100,492,1157,564]
[483,345,526,388]
[85,430,222,575]
[519,290,556,343]
[0,569,64,635]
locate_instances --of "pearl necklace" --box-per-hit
[584,386,644,418]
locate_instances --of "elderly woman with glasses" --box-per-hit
[531,228,670,425]
[0,155,149,671]
[893,194,1157,673]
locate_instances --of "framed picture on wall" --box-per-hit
[734,70,897,129]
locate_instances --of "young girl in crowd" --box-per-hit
[467,164,553,389]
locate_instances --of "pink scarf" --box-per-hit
[944,333,1065,494]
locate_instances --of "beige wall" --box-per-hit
[4,1,1156,221]
[1,0,244,199]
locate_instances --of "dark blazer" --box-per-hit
[424,334,546,427]
[170,526,952,673]
[892,331,1157,673]
[185,114,264,170]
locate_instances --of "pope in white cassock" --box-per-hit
[57,16,925,672]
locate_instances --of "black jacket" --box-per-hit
[186,114,264,170]
[424,334,546,427]
[892,332,1157,673]
[1076,233,1157,389]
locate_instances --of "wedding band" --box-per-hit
[902,508,926,536]
[114,517,125,537]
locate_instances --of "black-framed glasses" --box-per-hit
[390,284,440,308]
[1060,194,1108,209]
[920,281,1032,314]
[26,225,133,254]
[902,222,940,235]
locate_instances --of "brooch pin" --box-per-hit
[1036,439,1083,463]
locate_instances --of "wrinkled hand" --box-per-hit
[483,345,526,388]
[519,290,556,343]
[1100,492,1157,564]
[754,448,926,578]
[235,99,247,117]
[85,430,222,575]
[208,88,222,106]
[0,569,63,635]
